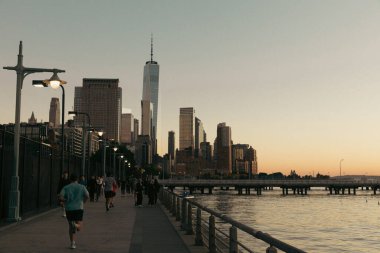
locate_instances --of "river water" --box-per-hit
[192,188,380,253]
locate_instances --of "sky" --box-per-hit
[1,0,380,176]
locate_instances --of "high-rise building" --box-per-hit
[179,107,195,150]
[142,36,160,154]
[28,112,37,125]
[121,113,133,144]
[246,146,258,176]
[74,78,122,141]
[135,135,152,167]
[133,119,139,144]
[141,100,153,137]
[200,142,212,162]
[168,131,175,159]
[232,144,249,175]
[216,122,232,175]
[195,117,205,157]
[231,144,258,176]
[49,97,60,127]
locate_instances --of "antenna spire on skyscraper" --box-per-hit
[151,33,153,62]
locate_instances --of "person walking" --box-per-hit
[104,172,117,211]
[147,180,155,205]
[57,171,70,217]
[59,173,89,249]
[153,178,161,205]
[135,179,143,207]
[96,176,104,201]
[87,175,97,202]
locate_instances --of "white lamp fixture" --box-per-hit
[43,72,67,89]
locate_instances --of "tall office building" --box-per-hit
[168,131,175,159]
[133,119,139,144]
[179,107,195,150]
[74,78,122,141]
[194,117,205,157]
[121,113,133,144]
[49,97,60,127]
[216,122,232,175]
[28,112,37,125]
[200,142,212,162]
[232,144,258,176]
[142,36,160,154]
[141,100,153,136]
[135,135,152,167]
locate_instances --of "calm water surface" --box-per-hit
[192,188,380,253]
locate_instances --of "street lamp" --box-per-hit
[97,131,108,177]
[118,155,124,181]
[33,77,66,179]
[68,111,91,178]
[340,159,344,177]
[3,41,65,221]
[113,147,118,176]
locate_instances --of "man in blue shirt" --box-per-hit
[59,173,89,249]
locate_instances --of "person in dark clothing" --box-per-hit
[147,180,155,205]
[153,179,160,204]
[87,175,97,202]
[57,171,71,217]
[135,179,143,206]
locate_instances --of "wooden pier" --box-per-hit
[161,179,380,196]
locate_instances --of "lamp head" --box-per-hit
[98,131,104,137]
[32,80,48,88]
[113,147,118,152]
[43,72,66,89]
[120,155,124,159]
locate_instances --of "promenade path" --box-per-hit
[0,193,194,253]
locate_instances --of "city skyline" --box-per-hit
[1,1,380,175]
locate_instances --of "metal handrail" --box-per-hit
[161,189,306,253]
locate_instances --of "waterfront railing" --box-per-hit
[160,189,306,253]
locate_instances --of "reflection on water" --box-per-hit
[194,188,380,253]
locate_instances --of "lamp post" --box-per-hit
[118,155,124,181]
[68,111,91,178]
[33,79,66,178]
[3,41,65,221]
[113,147,118,176]
[340,159,344,177]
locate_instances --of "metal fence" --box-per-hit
[160,189,306,253]
[0,130,85,222]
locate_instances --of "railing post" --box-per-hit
[176,197,181,221]
[162,190,166,206]
[171,194,176,216]
[229,226,238,253]
[209,215,216,253]
[181,198,187,230]
[186,201,194,234]
[195,208,203,246]
[266,246,278,253]
[166,191,170,209]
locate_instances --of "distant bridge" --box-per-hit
[159,179,380,195]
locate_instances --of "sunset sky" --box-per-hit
[1,1,380,176]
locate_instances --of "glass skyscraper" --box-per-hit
[142,37,160,154]
[179,107,195,150]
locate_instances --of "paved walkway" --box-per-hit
[0,193,191,253]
